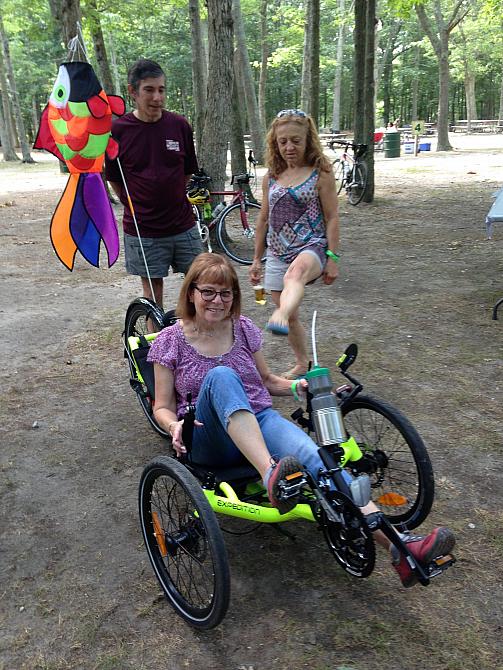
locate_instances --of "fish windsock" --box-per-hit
[34,62,125,270]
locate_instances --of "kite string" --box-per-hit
[115,157,155,302]
[67,22,89,62]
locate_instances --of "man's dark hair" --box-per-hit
[127,59,165,91]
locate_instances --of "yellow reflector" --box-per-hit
[377,492,408,506]
[152,512,168,558]
[434,554,453,566]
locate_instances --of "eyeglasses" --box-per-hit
[276,109,307,118]
[193,286,235,303]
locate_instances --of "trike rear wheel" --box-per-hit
[342,395,434,529]
[124,298,169,438]
[139,456,230,629]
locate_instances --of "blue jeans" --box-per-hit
[190,366,329,481]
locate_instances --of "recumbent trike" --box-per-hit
[124,298,455,629]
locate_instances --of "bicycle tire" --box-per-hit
[124,298,170,439]
[332,158,345,195]
[216,201,263,265]
[319,490,375,578]
[347,160,367,205]
[342,395,434,529]
[139,456,230,629]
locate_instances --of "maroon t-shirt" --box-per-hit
[105,111,198,238]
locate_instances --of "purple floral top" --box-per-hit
[147,315,272,418]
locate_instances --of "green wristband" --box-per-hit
[326,250,340,263]
[291,380,300,402]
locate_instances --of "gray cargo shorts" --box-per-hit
[124,227,203,277]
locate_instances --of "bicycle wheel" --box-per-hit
[139,456,230,629]
[347,161,368,205]
[342,395,434,529]
[332,158,345,195]
[124,298,169,438]
[216,201,263,265]
[319,490,375,578]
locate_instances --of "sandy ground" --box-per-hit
[1,134,503,670]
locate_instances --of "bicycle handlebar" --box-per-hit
[329,139,368,158]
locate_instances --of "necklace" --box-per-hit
[192,325,215,337]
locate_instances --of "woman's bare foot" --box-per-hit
[282,364,308,379]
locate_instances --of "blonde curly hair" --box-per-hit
[265,112,332,178]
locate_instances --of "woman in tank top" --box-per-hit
[249,109,340,379]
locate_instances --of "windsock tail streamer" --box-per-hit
[50,173,119,271]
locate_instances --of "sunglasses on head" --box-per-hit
[276,109,307,118]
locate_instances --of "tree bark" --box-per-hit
[233,0,264,162]
[199,0,234,192]
[0,93,19,161]
[300,0,320,125]
[411,44,420,122]
[363,0,375,203]
[0,55,18,160]
[85,0,115,93]
[189,0,207,155]
[0,15,34,163]
[230,51,253,200]
[258,0,268,130]
[332,0,346,132]
[353,0,366,141]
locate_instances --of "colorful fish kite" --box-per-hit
[34,61,125,270]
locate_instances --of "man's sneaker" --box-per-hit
[266,456,304,514]
[392,527,456,588]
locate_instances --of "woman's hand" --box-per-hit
[169,419,204,457]
[323,257,339,285]
[249,260,263,285]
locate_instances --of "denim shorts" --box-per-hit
[124,227,203,277]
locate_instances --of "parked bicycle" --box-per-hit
[329,139,368,205]
[187,170,263,265]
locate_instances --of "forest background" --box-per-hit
[1,0,503,203]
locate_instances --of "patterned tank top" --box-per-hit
[267,169,327,265]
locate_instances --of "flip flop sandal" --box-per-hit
[265,322,289,336]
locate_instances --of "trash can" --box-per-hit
[384,131,401,158]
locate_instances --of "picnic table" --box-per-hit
[451,120,503,133]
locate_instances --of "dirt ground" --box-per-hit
[1,134,502,670]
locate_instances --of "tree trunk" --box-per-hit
[230,51,253,200]
[300,0,320,124]
[0,16,34,163]
[411,45,420,122]
[258,0,268,130]
[436,31,452,151]
[233,0,264,162]
[498,66,503,124]
[363,0,375,203]
[0,94,19,161]
[353,0,366,141]
[107,34,122,96]
[199,0,234,192]
[300,0,311,113]
[189,0,207,155]
[85,0,115,93]
[331,0,346,132]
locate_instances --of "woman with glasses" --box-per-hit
[249,109,340,380]
[147,252,321,513]
[147,252,456,583]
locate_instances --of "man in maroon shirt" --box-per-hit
[106,59,202,307]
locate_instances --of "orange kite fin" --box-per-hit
[50,174,79,270]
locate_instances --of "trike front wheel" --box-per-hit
[139,456,230,629]
[342,395,434,529]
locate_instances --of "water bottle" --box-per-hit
[305,366,347,446]
[212,202,226,218]
[202,202,212,220]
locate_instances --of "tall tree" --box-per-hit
[363,0,376,202]
[258,0,268,130]
[84,0,114,93]
[332,0,347,132]
[188,0,207,155]
[353,0,366,140]
[199,0,233,192]
[49,0,82,49]
[415,0,470,151]
[233,0,264,162]
[0,48,18,159]
[0,94,18,160]
[0,14,34,162]
[300,0,320,125]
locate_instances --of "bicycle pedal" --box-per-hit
[428,553,456,578]
[278,472,307,499]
